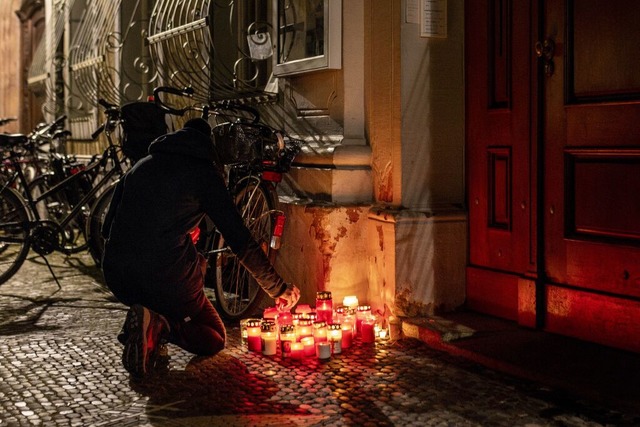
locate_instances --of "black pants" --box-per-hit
[103,254,226,356]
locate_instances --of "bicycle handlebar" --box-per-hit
[153,86,260,124]
[152,86,195,116]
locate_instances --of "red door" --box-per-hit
[542,0,640,351]
[465,0,539,324]
[467,0,640,353]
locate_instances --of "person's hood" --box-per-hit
[148,125,215,163]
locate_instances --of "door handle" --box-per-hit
[535,38,555,77]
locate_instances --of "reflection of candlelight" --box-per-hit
[301,337,315,357]
[290,342,304,358]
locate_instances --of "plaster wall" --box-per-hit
[274,202,370,308]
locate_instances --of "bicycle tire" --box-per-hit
[0,188,31,285]
[85,183,115,268]
[207,178,277,320]
[28,174,89,254]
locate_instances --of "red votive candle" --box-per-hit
[290,342,304,358]
[246,320,262,352]
[341,324,353,349]
[315,291,333,323]
[356,305,371,336]
[361,316,376,343]
[301,337,315,357]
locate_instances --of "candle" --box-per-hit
[342,295,359,310]
[295,304,312,315]
[313,321,328,343]
[315,291,333,323]
[301,336,315,357]
[280,325,296,358]
[290,342,304,358]
[263,307,279,321]
[246,320,262,352]
[328,324,343,354]
[316,341,331,360]
[296,319,313,341]
[361,316,376,344]
[356,305,371,336]
[240,318,260,347]
[261,323,277,356]
[342,308,356,336]
[341,323,353,349]
[278,310,293,327]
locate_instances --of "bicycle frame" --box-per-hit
[0,145,125,250]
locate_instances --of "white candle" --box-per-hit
[316,341,331,360]
[342,295,359,309]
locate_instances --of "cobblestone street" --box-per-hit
[0,252,639,426]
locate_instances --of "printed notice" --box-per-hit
[406,0,420,24]
[421,0,447,38]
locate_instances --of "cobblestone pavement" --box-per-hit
[1,252,639,426]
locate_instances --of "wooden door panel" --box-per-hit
[466,0,536,320]
[544,0,640,302]
[467,0,534,272]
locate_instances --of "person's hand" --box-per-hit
[276,283,300,311]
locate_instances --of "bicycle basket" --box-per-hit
[120,102,168,162]
[212,122,280,165]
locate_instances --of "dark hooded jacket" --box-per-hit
[101,122,287,317]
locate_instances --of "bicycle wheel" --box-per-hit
[28,174,89,254]
[0,188,31,284]
[208,178,276,320]
[85,183,115,267]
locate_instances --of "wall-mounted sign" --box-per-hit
[421,0,447,38]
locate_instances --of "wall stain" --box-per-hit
[376,225,384,252]
[395,287,435,317]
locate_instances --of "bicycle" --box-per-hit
[139,86,300,320]
[0,103,134,286]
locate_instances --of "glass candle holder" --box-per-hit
[342,295,359,310]
[290,342,305,358]
[301,336,315,357]
[315,291,333,323]
[316,341,331,360]
[356,305,371,336]
[261,322,277,356]
[296,319,313,341]
[341,323,353,349]
[280,325,296,358]
[246,319,263,352]
[328,323,343,354]
[313,321,328,343]
[240,318,260,347]
[278,309,293,327]
[295,304,312,315]
[361,316,376,344]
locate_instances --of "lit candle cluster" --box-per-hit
[240,293,388,360]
